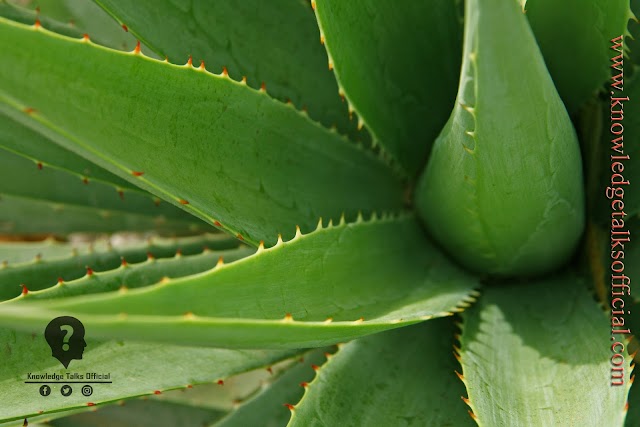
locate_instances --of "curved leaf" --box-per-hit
[93,0,360,139]
[46,399,225,427]
[0,214,478,349]
[627,374,639,427]
[19,246,253,301]
[0,193,204,235]
[289,319,474,426]
[525,0,633,113]
[0,239,75,265]
[213,350,328,427]
[0,112,136,191]
[10,0,139,51]
[0,147,195,222]
[459,275,631,426]
[0,0,81,38]
[313,0,462,175]
[0,325,298,425]
[415,0,584,276]
[0,18,404,246]
[0,233,238,301]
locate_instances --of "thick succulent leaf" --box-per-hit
[525,0,633,113]
[0,18,404,246]
[1,409,89,427]
[0,233,238,301]
[0,193,204,235]
[0,239,76,264]
[0,324,299,426]
[459,275,631,426]
[9,0,139,51]
[0,113,136,191]
[155,353,305,411]
[44,399,226,427]
[35,353,315,427]
[0,0,81,38]
[415,0,584,276]
[289,319,474,426]
[0,215,478,349]
[628,376,639,427]
[18,246,253,301]
[213,350,328,427]
[93,0,359,140]
[0,147,197,223]
[313,0,462,175]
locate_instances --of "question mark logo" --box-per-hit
[44,316,87,368]
[60,325,73,351]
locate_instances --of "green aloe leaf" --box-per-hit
[0,233,238,301]
[627,373,639,427]
[18,246,253,301]
[313,0,462,175]
[0,113,136,191]
[0,0,81,39]
[213,350,328,427]
[33,352,319,427]
[0,147,196,223]
[93,0,359,139]
[459,275,631,426]
[0,194,204,235]
[289,319,474,426]
[152,354,304,412]
[415,0,584,276]
[9,0,139,51]
[45,399,226,427]
[525,0,633,114]
[0,215,478,349]
[0,239,76,265]
[0,18,404,246]
[0,325,299,425]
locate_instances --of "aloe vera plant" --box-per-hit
[0,0,637,425]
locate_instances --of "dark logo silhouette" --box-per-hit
[44,316,87,368]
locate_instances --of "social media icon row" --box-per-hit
[39,384,92,397]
